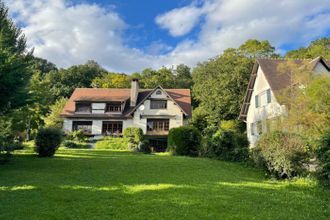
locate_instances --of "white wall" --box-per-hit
[246,66,285,147]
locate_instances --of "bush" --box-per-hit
[200,128,249,162]
[95,137,129,150]
[138,140,151,154]
[316,131,330,186]
[62,140,90,149]
[254,131,308,179]
[35,127,63,157]
[123,127,144,148]
[168,126,201,156]
[66,130,88,142]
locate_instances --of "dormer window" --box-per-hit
[156,90,162,95]
[105,102,122,112]
[75,103,91,113]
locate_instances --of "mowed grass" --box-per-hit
[0,149,329,220]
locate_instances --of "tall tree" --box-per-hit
[174,64,193,88]
[140,67,175,88]
[286,38,330,59]
[0,1,32,113]
[192,39,278,126]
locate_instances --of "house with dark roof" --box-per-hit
[239,57,330,147]
[61,79,191,148]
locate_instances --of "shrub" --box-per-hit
[123,127,144,148]
[316,131,330,186]
[254,131,309,179]
[201,128,249,162]
[35,127,63,157]
[62,140,90,149]
[168,126,201,156]
[66,130,88,142]
[138,140,151,154]
[95,137,129,150]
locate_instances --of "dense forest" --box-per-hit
[1,0,330,150]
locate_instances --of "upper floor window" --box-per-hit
[255,89,272,108]
[150,100,167,109]
[105,102,122,112]
[75,103,91,113]
[156,90,162,95]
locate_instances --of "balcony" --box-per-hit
[146,130,169,136]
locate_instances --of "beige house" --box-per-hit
[61,79,191,147]
[239,57,330,147]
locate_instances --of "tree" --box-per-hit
[192,39,278,127]
[238,39,278,58]
[31,57,57,75]
[0,1,32,113]
[44,97,68,129]
[174,64,193,88]
[286,38,330,59]
[272,62,330,142]
[140,67,175,88]
[91,73,130,88]
[45,60,106,99]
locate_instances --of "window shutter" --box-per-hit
[255,95,259,108]
[267,89,271,103]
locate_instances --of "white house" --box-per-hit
[239,57,330,147]
[61,79,192,148]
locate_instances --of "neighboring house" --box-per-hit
[239,57,330,147]
[61,79,191,147]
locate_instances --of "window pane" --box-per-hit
[267,89,271,103]
[106,102,122,112]
[150,100,167,109]
[76,103,91,112]
[255,95,259,108]
[72,121,92,133]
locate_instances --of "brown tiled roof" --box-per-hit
[239,57,329,121]
[61,87,192,118]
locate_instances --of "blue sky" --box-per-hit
[6,0,330,73]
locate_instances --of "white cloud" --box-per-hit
[155,5,204,37]
[5,0,330,73]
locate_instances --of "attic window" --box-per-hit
[156,90,162,95]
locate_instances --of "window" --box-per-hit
[72,121,92,134]
[266,89,271,103]
[102,121,123,135]
[147,119,169,132]
[75,103,91,113]
[256,121,263,136]
[251,123,255,135]
[255,95,259,108]
[150,100,167,109]
[156,90,162,95]
[105,102,122,112]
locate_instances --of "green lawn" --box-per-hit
[0,149,329,220]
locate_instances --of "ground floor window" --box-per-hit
[102,121,123,135]
[72,121,92,134]
[148,138,168,152]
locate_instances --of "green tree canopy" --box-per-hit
[91,73,130,88]
[0,1,32,113]
[286,38,330,59]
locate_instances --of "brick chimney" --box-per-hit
[130,79,139,107]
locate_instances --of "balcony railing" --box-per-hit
[146,130,169,136]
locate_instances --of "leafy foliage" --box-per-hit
[65,130,88,142]
[0,1,32,113]
[316,131,330,186]
[35,127,63,157]
[62,140,89,149]
[254,131,309,179]
[286,38,330,59]
[44,97,68,129]
[91,73,130,88]
[200,120,249,162]
[168,126,201,156]
[123,127,144,149]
